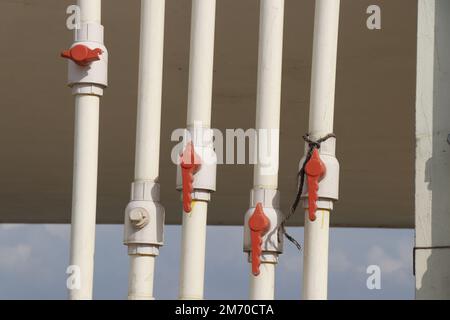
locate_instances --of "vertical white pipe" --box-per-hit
[178,0,216,300]
[308,0,339,138]
[186,0,216,128]
[179,202,208,299]
[78,0,101,24]
[253,0,284,190]
[248,0,284,300]
[134,0,165,182]
[302,210,330,299]
[302,0,340,300]
[127,0,166,300]
[128,255,156,300]
[69,95,100,300]
[68,0,103,300]
[249,262,276,300]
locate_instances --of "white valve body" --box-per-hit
[243,188,284,258]
[176,127,217,200]
[300,137,339,210]
[124,181,165,255]
[67,22,108,92]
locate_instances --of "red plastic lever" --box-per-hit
[180,142,201,213]
[248,203,270,276]
[61,44,102,66]
[305,148,326,221]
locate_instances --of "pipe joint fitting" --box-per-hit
[243,188,284,256]
[124,181,165,255]
[176,127,217,200]
[64,22,108,95]
[247,252,279,265]
[300,138,339,209]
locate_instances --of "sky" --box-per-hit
[0,224,414,300]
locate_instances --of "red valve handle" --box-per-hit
[180,142,201,213]
[248,203,270,276]
[305,148,326,221]
[61,44,103,66]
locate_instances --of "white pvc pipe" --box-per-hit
[249,0,284,300]
[253,0,284,190]
[78,0,101,24]
[178,0,216,300]
[302,210,330,299]
[308,0,340,138]
[134,0,165,182]
[302,0,340,300]
[128,255,156,300]
[68,0,103,301]
[249,262,276,300]
[186,0,216,128]
[69,95,100,300]
[179,202,208,299]
[127,0,166,300]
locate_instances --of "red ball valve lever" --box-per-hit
[305,148,326,221]
[61,44,103,66]
[180,142,201,213]
[248,203,270,276]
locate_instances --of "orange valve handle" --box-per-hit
[248,203,270,276]
[305,148,326,221]
[61,44,103,66]
[180,142,201,213]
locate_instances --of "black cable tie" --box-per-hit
[278,133,336,251]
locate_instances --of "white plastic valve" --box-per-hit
[243,188,284,256]
[124,181,165,255]
[176,127,217,199]
[65,22,108,93]
[300,137,340,209]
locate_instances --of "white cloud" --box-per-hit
[0,224,22,231]
[330,249,353,273]
[44,225,70,240]
[365,241,412,286]
[0,244,32,271]
[367,245,404,274]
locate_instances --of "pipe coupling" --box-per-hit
[124,181,165,256]
[176,127,217,202]
[300,137,339,210]
[64,22,108,95]
[243,188,284,258]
